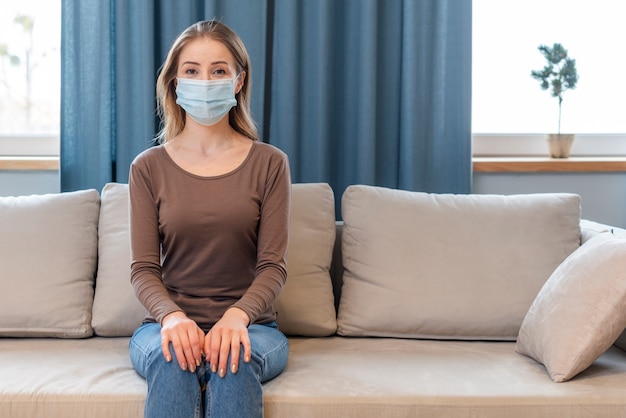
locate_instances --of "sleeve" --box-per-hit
[231,150,291,324]
[129,156,183,324]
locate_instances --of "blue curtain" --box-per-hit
[61,0,472,198]
[61,0,271,191]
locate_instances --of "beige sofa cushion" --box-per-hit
[516,232,626,382]
[264,337,626,417]
[275,183,337,336]
[0,337,145,417]
[5,336,626,418]
[0,190,100,338]
[614,331,626,353]
[91,182,337,337]
[579,218,626,243]
[579,220,626,353]
[337,185,581,340]
[92,183,147,336]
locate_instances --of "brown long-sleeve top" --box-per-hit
[129,141,291,331]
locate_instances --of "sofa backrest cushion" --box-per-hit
[0,189,100,338]
[337,185,581,341]
[275,183,337,336]
[91,183,147,336]
[91,182,337,337]
[614,331,626,353]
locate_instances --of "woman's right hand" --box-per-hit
[160,311,205,372]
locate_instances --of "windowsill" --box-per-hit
[473,156,626,173]
[0,156,59,171]
[4,155,624,173]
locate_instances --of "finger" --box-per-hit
[230,334,241,374]
[218,331,232,377]
[178,332,199,373]
[161,332,172,363]
[208,330,222,374]
[197,328,206,362]
[187,327,203,369]
[241,330,252,364]
[169,334,189,371]
[203,331,212,366]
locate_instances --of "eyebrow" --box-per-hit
[180,60,230,66]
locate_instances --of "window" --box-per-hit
[0,0,60,157]
[472,0,626,155]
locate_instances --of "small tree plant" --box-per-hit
[531,43,579,134]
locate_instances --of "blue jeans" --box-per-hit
[129,321,288,418]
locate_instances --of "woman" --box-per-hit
[128,20,290,418]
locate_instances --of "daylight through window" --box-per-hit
[0,0,60,136]
[473,0,626,135]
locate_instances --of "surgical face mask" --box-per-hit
[175,77,238,126]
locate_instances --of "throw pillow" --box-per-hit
[516,233,626,382]
[91,183,148,336]
[614,330,626,353]
[0,189,100,338]
[337,185,581,340]
[275,183,337,336]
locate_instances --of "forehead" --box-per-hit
[178,37,235,66]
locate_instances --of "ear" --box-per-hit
[235,71,246,94]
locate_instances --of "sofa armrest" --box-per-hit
[580,219,626,244]
[581,219,626,353]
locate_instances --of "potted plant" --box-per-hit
[531,43,579,158]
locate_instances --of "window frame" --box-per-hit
[0,135,59,171]
[473,134,626,157]
[0,134,59,157]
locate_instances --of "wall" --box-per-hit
[473,172,626,228]
[0,171,59,197]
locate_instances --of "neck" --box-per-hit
[177,117,235,150]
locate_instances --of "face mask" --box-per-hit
[175,77,238,126]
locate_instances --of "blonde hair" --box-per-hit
[155,20,258,143]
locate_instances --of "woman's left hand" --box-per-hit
[204,307,251,377]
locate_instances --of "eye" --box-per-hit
[185,68,198,75]
[212,68,227,76]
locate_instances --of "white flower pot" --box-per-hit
[546,133,575,158]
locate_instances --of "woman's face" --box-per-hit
[176,37,244,89]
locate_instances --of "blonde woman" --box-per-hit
[128,20,290,418]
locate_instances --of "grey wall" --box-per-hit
[473,172,626,228]
[0,171,60,197]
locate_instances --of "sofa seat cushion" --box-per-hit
[264,337,626,418]
[3,337,626,418]
[0,337,145,418]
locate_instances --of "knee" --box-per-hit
[249,330,289,383]
[148,345,197,377]
[217,349,261,379]
[238,352,262,378]
[130,328,187,379]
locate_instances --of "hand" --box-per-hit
[160,311,205,372]
[204,307,251,378]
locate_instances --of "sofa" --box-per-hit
[2,182,626,418]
